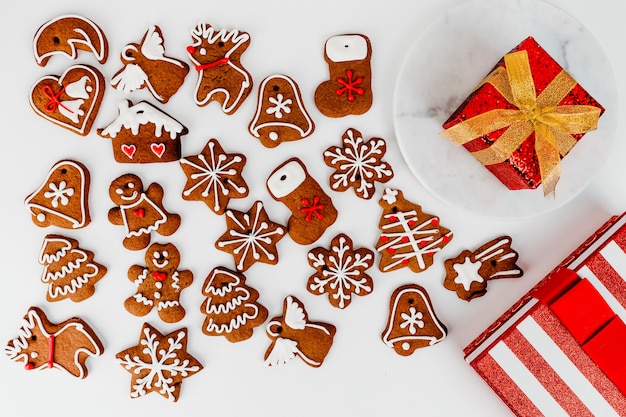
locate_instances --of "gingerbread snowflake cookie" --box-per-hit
[381,284,447,356]
[324,128,393,199]
[5,306,104,378]
[215,201,286,272]
[116,323,203,401]
[376,188,453,273]
[180,138,248,214]
[124,242,193,323]
[307,234,374,309]
[443,236,523,301]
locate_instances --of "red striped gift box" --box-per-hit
[464,213,626,417]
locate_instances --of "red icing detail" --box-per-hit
[24,362,35,370]
[42,85,73,114]
[121,144,136,158]
[419,241,427,248]
[133,208,145,218]
[186,46,195,54]
[47,335,55,368]
[401,236,409,243]
[150,143,166,158]
[401,259,409,265]
[387,248,395,254]
[389,216,398,222]
[380,236,389,243]
[408,220,416,227]
[430,218,439,226]
[300,196,325,221]
[427,252,434,257]
[195,57,230,72]
[153,271,167,281]
[442,235,450,243]
[336,69,364,102]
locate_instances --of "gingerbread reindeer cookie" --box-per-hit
[108,174,181,250]
[187,22,253,114]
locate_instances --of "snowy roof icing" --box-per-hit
[100,100,185,139]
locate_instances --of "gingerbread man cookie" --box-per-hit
[108,174,181,250]
[124,243,193,323]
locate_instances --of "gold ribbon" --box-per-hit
[440,50,601,196]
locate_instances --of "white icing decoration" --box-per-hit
[37,213,46,222]
[283,296,306,330]
[266,159,306,199]
[472,237,523,279]
[58,99,85,123]
[64,76,91,99]
[155,282,162,289]
[382,188,398,204]
[266,93,292,119]
[325,34,368,63]
[141,25,166,60]
[158,300,180,310]
[453,256,484,291]
[99,100,185,140]
[269,132,278,141]
[31,352,38,358]
[399,307,425,335]
[133,269,149,287]
[119,193,167,238]
[154,291,161,299]
[133,293,153,306]
[402,342,410,351]
[43,181,74,208]
[111,63,148,93]
[264,336,299,366]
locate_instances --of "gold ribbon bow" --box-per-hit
[440,50,601,196]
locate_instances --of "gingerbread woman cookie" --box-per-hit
[124,242,192,323]
[108,174,181,250]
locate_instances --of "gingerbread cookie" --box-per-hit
[265,296,336,367]
[324,128,393,199]
[108,174,181,250]
[33,14,108,66]
[376,188,453,273]
[5,306,104,378]
[187,22,252,114]
[443,236,523,301]
[266,158,338,245]
[25,160,91,230]
[112,25,189,103]
[381,284,447,356]
[314,34,372,117]
[200,267,268,342]
[180,138,248,214]
[307,234,374,309]
[215,201,286,271]
[39,234,107,303]
[249,74,315,148]
[98,100,188,163]
[30,64,105,136]
[116,323,202,401]
[124,242,193,323]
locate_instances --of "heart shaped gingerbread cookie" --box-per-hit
[30,64,105,136]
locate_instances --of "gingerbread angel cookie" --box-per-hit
[443,236,523,301]
[265,296,336,368]
[187,22,253,114]
[124,243,192,323]
[108,174,181,250]
[249,74,315,148]
[112,25,189,103]
[376,188,453,273]
[5,306,104,378]
[314,34,372,117]
[381,284,447,356]
[267,158,338,245]
[25,160,91,230]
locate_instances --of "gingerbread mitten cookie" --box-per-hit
[376,188,453,273]
[112,25,189,103]
[267,158,337,245]
[25,160,91,229]
[443,236,523,301]
[187,22,252,114]
[108,174,181,250]
[249,74,315,148]
[381,284,447,356]
[265,296,336,367]
[314,34,372,117]
[5,306,104,378]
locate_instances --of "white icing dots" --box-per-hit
[269,132,279,141]
[154,292,161,299]
[37,213,46,222]
[402,342,410,351]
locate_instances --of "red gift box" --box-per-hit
[441,37,604,196]
[464,213,626,417]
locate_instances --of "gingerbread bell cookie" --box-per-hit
[265,296,336,367]
[187,22,253,114]
[124,242,193,323]
[39,234,107,303]
[267,158,338,245]
[381,284,447,356]
[112,25,189,103]
[98,100,188,163]
[5,306,104,378]
[307,234,374,309]
[443,236,523,301]
[25,160,91,230]
[376,188,453,273]
[249,74,315,148]
[116,323,203,401]
[33,14,108,66]
[314,34,372,117]
[200,267,268,342]
[30,64,105,136]
[324,128,393,199]
[108,174,181,250]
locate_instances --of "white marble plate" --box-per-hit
[393,0,617,219]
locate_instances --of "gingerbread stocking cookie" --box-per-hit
[108,174,181,250]
[124,243,193,323]
[267,158,337,245]
[187,22,253,114]
[314,34,372,117]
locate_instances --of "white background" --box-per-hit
[0,0,624,416]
